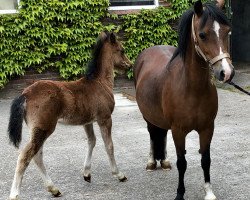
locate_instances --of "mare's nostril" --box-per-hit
[220,70,225,81]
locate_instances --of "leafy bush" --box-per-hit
[121,0,197,78]
[0,0,111,88]
[0,0,196,87]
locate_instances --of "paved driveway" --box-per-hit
[0,90,249,200]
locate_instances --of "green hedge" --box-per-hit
[0,0,195,88]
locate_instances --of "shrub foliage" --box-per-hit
[0,0,195,87]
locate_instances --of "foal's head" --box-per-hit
[99,32,131,70]
[86,32,131,80]
[192,0,234,82]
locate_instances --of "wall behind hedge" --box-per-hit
[0,0,196,88]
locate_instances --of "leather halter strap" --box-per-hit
[191,15,230,66]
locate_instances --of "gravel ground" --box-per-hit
[0,90,249,200]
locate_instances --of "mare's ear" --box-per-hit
[110,32,117,44]
[216,0,225,9]
[194,0,203,17]
[99,32,107,42]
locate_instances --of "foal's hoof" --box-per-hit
[119,176,128,182]
[48,186,62,197]
[84,175,91,183]
[160,160,172,171]
[52,191,62,197]
[174,193,185,200]
[146,162,157,171]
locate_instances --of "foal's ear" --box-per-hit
[216,0,225,9]
[194,0,203,17]
[110,32,117,44]
[99,32,107,42]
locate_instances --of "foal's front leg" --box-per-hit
[82,123,96,182]
[98,117,127,182]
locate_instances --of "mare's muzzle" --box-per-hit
[212,55,235,83]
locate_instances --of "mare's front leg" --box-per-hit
[199,127,216,200]
[172,127,187,200]
[146,121,171,171]
[98,117,127,182]
[82,123,96,182]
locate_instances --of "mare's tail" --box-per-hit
[8,95,26,148]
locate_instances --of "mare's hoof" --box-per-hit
[160,160,172,171]
[119,176,128,182]
[84,175,91,183]
[146,162,157,171]
[9,195,20,200]
[174,193,185,200]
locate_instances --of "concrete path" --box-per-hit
[0,90,249,200]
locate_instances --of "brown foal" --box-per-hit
[8,32,131,200]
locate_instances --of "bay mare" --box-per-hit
[134,1,234,200]
[8,32,131,200]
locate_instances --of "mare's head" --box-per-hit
[192,0,234,82]
[86,32,131,80]
[173,0,234,83]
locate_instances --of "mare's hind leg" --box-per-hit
[82,123,96,182]
[9,128,53,200]
[146,121,171,171]
[98,117,127,182]
[199,128,216,200]
[33,146,61,197]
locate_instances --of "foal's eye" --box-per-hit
[199,32,206,40]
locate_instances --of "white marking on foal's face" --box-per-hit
[213,21,232,81]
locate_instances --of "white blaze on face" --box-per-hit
[213,21,232,81]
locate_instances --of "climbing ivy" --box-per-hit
[0,0,201,87]
[121,0,198,78]
[0,0,111,88]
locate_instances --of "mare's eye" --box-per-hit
[121,49,125,54]
[199,32,206,40]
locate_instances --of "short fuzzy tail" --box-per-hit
[8,95,26,148]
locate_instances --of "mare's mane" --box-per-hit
[86,32,111,80]
[170,2,231,63]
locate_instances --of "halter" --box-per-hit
[191,15,230,66]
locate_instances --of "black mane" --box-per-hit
[170,2,231,62]
[85,32,111,80]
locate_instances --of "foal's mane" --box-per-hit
[86,32,111,80]
[170,2,231,63]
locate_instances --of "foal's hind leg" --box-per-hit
[98,118,127,182]
[146,121,171,171]
[199,128,216,200]
[82,123,96,182]
[9,128,52,200]
[33,146,61,197]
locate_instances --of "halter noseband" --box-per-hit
[191,15,230,66]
